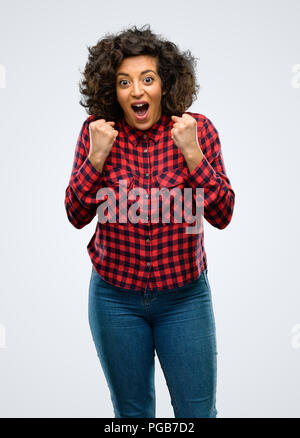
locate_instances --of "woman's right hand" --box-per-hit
[88,119,119,171]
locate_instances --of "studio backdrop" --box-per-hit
[0,0,299,418]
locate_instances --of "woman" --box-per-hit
[64,24,235,418]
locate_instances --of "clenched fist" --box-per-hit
[88,119,119,172]
[171,113,204,172]
[171,113,200,155]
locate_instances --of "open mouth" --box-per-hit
[131,103,149,118]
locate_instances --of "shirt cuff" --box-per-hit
[70,156,105,198]
[187,154,215,189]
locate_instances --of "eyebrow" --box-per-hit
[116,69,157,77]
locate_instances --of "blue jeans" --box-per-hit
[88,266,218,418]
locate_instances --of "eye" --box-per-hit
[118,76,154,87]
[144,76,154,83]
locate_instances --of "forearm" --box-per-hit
[183,145,205,174]
[88,151,108,173]
[65,119,108,229]
[65,185,97,229]
[187,154,235,229]
[65,156,105,229]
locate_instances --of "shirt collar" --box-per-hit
[119,113,171,144]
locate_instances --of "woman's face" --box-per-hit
[115,55,163,130]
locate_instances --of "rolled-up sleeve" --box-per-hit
[64,119,105,229]
[187,117,235,229]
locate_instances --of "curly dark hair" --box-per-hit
[78,24,200,122]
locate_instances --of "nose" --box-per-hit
[130,80,144,98]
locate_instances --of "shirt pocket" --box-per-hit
[104,165,134,190]
[153,169,190,224]
[155,169,189,189]
[101,165,135,222]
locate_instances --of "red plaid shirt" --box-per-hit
[64,111,235,293]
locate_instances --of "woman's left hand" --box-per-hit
[171,114,201,156]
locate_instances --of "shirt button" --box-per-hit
[146,238,150,243]
[143,134,147,139]
[144,148,147,153]
[145,194,149,199]
[145,173,149,177]
[146,262,151,267]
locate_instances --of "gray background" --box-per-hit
[0,0,299,418]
